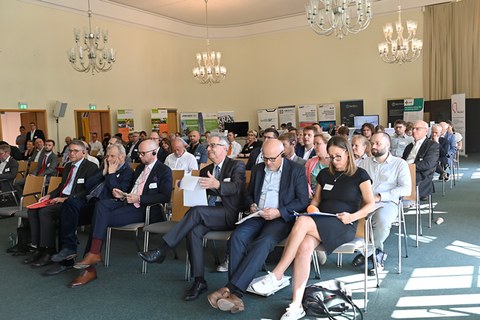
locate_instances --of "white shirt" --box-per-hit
[406,137,426,164]
[62,158,84,196]
[87,155,100,168]
[89,140,104,156]
[0,156,10,174]
[303,147,314,160]
[227,141,242,159]
[164,151,198,171]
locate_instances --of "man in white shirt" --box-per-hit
[89,132,104,157]
[355,132,411,272]
[390,119,414,157]
[32,138,45,163]
[164,138,198,171]
[226,131,242,159]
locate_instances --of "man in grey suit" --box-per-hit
[139,134,246,301]
[0,144,19,193]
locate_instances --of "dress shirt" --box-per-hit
[391,134,414,157]
[302,147,314,160]
[89,140,104,156]
[258,160,284,209]
[406,137,426,164]
[62,158,84,196]
[227,141,242,159]
[131,160,156,194]
[164,151,198,171]
[34,148,43,162]
[0,156,10,173]
[358,153,411,204]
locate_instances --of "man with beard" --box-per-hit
[353,132,411,273]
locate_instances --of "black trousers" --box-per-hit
[28,203,62,249]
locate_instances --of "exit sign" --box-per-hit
[89,104,96,110]
[18,102,28,109]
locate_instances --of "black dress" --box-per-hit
[240,140,262,156]
[311,167,371,254]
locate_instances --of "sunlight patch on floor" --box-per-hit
[446,240,480,259]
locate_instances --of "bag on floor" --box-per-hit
[302,281,363,320]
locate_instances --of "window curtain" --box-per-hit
[423,0,480,100]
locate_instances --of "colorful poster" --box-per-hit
[217,111,235,132]
[278,106,296,128]
[340,100,363,128]
[318,103,336,122]
[297,104,317,127]
[151,109,168,133]
[403,98,424,123]
[451,93,466,156]
[117,109,134,142]
[180,112,200,135]
[202,112,219,133]
[257,108,279,131]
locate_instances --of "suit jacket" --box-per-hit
[49,159,98,199]
[0,157,19,191]
[129,141,142,163]
[295,145,316,159]
[402,139,439,197]
[31,150,59,178]
[25,129,45,146]
[246,159,309,222]
[201,157,246,224]
[246,147,261,170]
[85,162,134,201]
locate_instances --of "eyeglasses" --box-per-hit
[262,151,283,163]
[207,143,224,149]
[412,127,428,131]
[68,149,83,154]
[263,135,276,140]
[138,149,156,157]
[328,150,346,162]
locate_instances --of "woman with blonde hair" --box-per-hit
[351,134,371,166]
[238,130,262,158]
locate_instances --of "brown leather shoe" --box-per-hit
[68,269,97,288]
[73,253,102,269]
[217,293,244,313]
[208,287,230,309]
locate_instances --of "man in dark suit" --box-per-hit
[139,134,246,301]
[246,127,279,170]
[25,140,98,268]
[45,143,134,276]
[402,120,440,198]
[0,144,19,193]
[208,139,309,314]
[295,125,316,160]
[25,121,45,149]
[70,139,172,287]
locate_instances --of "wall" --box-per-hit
[0,1,423,142]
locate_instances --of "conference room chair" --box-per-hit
[0,175,44,219]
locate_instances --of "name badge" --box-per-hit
[5,168,10,172]
[223,178,231,182]
[77,178,85,184]
[323,184,334,191]
[116,174,120,178]
[149,182,157,189]
[47,163,51,167]
[196,155,200,160]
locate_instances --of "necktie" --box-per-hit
[227,144,232,156]
[134,166,151,208]
[208,166,221,206]
[38,154,47,175]
[60,165,74,197]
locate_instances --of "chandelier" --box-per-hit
[192,0,226,85]
[378,5,423,64]
[68,0,116,74]
[305,0,372,39]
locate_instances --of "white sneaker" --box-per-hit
[216,256,229,272]
[250,272,287,295]
[280,303,306,320]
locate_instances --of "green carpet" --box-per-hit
[1,154,479,320]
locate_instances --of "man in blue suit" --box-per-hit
[208,139,309,314]
[46,143,134,276]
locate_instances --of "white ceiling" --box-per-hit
[28,0,456,38]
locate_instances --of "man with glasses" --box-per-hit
[187,130,207,167]
[71,139,172,287]
[25,140,98,268]
[150,131,168,163]
[207,139,309,314]
[139,135,246,301]
[402,120,439,199]
[391,119,414,157]
[0,144,19,194]
[164,138,198,171]
[246,127,279,170]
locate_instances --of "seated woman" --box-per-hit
[351,134,371,166]
[305,133,330,197]
[251,136,374,320]
[160,138,172,155]
[237,130,262,158]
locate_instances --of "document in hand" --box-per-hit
[180,175,207,206]
[293,211,337,217]
[235,210,263,224]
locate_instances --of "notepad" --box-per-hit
[26,200,54,209]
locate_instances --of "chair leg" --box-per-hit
[185,252,191,281]
[428,194,433,228]
[311,251,321,279]
[105,227,112,268]
[211,240,220,265]
[142,231,150,274]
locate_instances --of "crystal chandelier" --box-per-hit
[68,0,116,74]
[305,0,372,39]
[192,0,226,85]
[378,5,423,64]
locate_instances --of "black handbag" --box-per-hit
[302,281,363,320]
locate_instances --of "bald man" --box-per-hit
[208,139,309,314]
[402,120,439,198]
[187,130,207,166]
[164,138,198,171]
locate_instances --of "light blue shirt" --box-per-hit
[258,159,283,209]
[391,134,414,157]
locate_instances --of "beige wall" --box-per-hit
[0,0,423,143]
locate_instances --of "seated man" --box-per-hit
[0,144,19,194]
[164,138,198,171]
[353,133,411,272]
[207,139,309,314]
[24,140,98,268]
[278,133,306,166]
[69,139,172,287]
[390,119,414,157]
[402,120,439,199]
[139,134,246,301]
[226,131,242,159]
[295,125,316,160]
[245,128,279,170]
[45,144,134,276]
[431,124,450,180]
[187,130,207,167]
